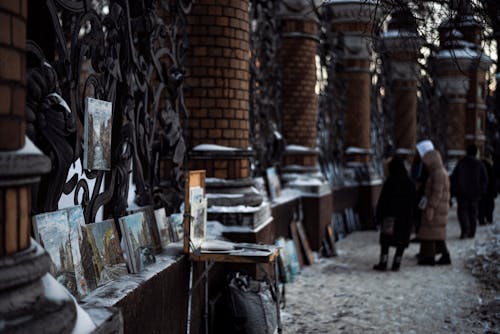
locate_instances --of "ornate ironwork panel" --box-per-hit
[249,0,284,174]
[26,0,191,223]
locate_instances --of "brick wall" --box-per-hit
[0,0,27,150]
[185,0,251,179]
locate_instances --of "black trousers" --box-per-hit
[457,198,479,237]
[478,196,495,225]
[380,243,405,258]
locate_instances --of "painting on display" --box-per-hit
[129,206,161,253]
[84,97,113,170]
[189,186,207,250]
[153,208,172,248]
[118,212,155,274]
[84,219,127,286]
[265,166,282,201]
[169,213,184,242]
[33,206,89,298]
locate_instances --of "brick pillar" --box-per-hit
[0,2,78,333]
[0,1,26,151]
[432,46,471,161]
[185,0,251,179]
[327,0,379,163]
[382,9,423,159]
[0,0,33,256]
[438,8,492,157]
[458,18,491,155]
[279,1,319,167]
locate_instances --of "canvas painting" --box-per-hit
[129,206,161,253]
[169,213,184,242]
[84,219,127,286]
[118,212,155,273]
[266,166,282,201]
[84,97,113,170]
[189,186,206,251]
[153,208,172,248]
[33,206,89,298]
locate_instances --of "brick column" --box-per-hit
[432,44,471,161]
[438,6,492,157]
[0,0,26,151]
[278,0,320,168]
[326,0,379,163]
[0,2,78,332]
[185,1,271,229]
[185,0,251,179]
[0,0,32,256]
[456,17,491,155]
[382,9,423,159]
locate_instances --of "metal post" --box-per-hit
[186,261,194,334]
[274,259,282,333]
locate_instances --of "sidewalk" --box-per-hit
[282,201,500,333]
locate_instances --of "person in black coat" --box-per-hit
[450,145,488,238]
[373,156,417,271]
[479,152,497,225]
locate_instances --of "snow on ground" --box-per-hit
[282,201,500,334]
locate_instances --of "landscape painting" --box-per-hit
[188,186,206,250]
[119,212,155,273]
[84,97,113,170]
[169,213,184,242]
[33,206,89,299]
[154,208,171,248]
[265,166,282,201]
[84,219,127,286]
[129,206,161,253]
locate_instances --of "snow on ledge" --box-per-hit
[382,30,419,39]
[286,145,318,152]
[192,144,239,151]
[345,146,372,154]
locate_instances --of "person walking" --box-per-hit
[479,151,496,225]
[450,145,488,238]
[373,156,416,271]
[416,143,451,265]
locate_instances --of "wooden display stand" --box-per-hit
[184,171,281,334]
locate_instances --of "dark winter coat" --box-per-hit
[376,157,416,248]
[417,150,450,241]
[451,155,488,200]
[482,158,497,199]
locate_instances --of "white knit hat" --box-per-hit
[416,140,434,157]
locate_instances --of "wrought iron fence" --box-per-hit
[26,0,191,224]
[249,0,284,175]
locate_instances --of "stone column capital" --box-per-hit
[278,0,322,22]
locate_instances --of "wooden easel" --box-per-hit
[184,170,282,334]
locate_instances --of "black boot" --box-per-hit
[373,254,388,271]
[417,256,435,266]
[392,255,402,271]
[436,253,451,265]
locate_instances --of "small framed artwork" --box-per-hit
[84,97,113,170]
[118,212,155,274]
[265,166,282,202]
[184,170,207,254]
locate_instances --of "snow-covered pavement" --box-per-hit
[282,201,500,333]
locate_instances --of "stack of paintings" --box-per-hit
[118,212,155,274]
